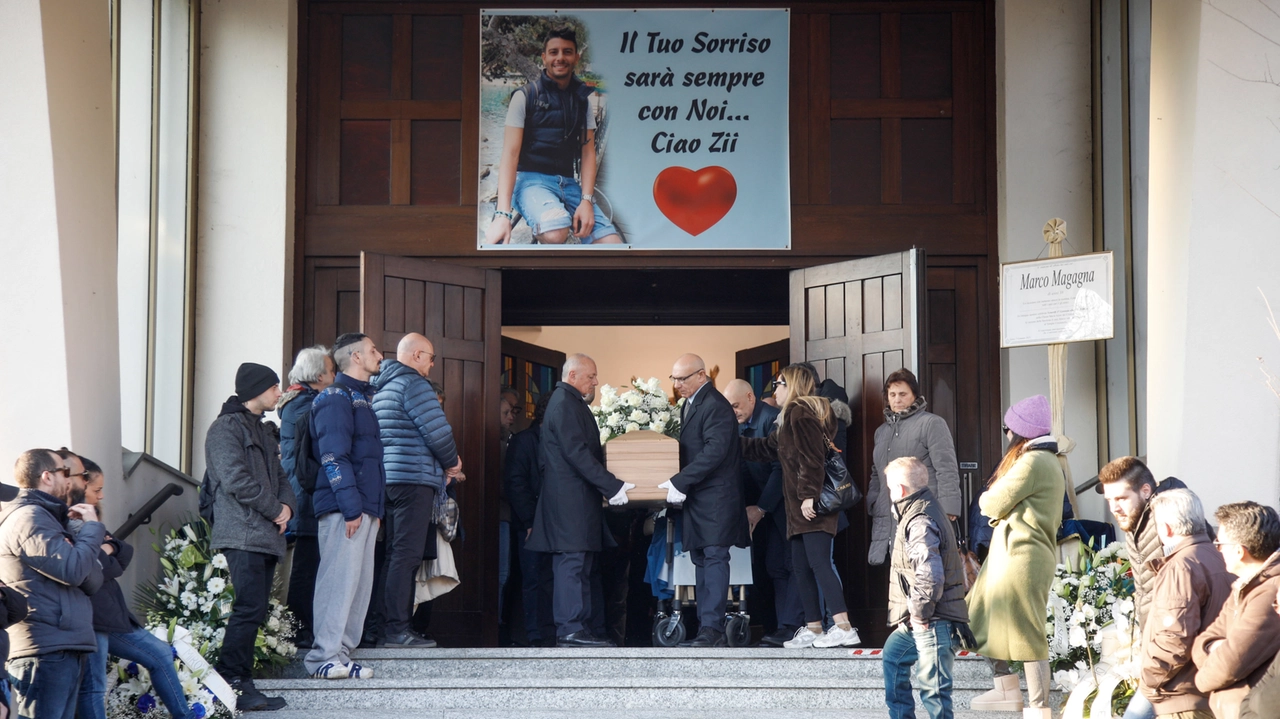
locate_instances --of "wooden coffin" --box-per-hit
[604,430,679,505]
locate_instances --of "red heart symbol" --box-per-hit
[652,166,737,236]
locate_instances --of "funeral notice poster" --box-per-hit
[1000,252,1115,348]
[478,9,791,249]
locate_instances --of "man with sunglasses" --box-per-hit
[0,449,106,719]
[663,354,748,648]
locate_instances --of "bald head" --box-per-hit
[398,333,436,377]
[563,353,599,401]
[671,353,708,398]
[724,379,756,424]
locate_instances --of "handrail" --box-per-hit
[113,483,185,540]
[1075,475,1100,495]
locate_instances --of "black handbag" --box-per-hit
[814,438,863,515]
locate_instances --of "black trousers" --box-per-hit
[759,519,804,629]
[215,548,277,681]
[791,531,845,623]
[551,551,594,637]
[691,545,732,632]
[286,535,320,641]
[381,484,436,636]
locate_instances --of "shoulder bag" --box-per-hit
[814,438,863,515]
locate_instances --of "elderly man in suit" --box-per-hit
[527,354,634,647]
[660,354,749,648]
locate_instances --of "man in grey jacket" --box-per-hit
[1,449,106,719]
[205,362,297,712]
[867,368,962,566]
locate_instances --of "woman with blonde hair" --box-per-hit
[966,394,1064,718]
[741,364,860,649]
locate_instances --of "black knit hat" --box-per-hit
[235,362,280,402]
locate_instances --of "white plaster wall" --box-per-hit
[996,0,1103,519]
[501,326,790,403]
[193,0,297,477]
[1148,0,1280,514]
[0,0,123,492]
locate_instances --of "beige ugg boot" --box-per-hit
[970,672,1024,711]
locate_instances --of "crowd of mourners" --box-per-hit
[2,335,1278,719]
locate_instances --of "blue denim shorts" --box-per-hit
[513,171,620,244]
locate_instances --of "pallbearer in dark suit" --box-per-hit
[661,354,749,648]
[725,379,803,647]
[527,354,634,647]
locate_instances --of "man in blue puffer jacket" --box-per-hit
[278,345,335,648]
[370,332,460,647]
[304,333,385,680]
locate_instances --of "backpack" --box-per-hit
[198,469,216,525]
[292,404,321,493]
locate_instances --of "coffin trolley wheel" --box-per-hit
[725,614,751,647]
[652,613,685,647]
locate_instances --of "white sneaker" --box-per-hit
[813,625,862,648]
[783,626,820,649]
[345,661,374,679]
[311,661,351,679]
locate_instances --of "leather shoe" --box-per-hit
[229,678,287,712]
[556,630,610,648]
[687,627,728,648]
[760,626,796,647]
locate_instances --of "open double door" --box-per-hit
[355,250,992,647]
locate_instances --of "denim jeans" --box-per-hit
[78,629,194,719]
[512,171,621,243]
[882,621,957,719]
[8,650,87,719]
[1122,691,1156,719]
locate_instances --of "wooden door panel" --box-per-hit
[361,251,501,647]
[791,250,923,647]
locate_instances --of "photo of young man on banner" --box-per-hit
[477,9,791,250]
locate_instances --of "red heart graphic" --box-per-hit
[652,166,737,236]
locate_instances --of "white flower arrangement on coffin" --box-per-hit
[109,518,298,718]
[593,377,681,442]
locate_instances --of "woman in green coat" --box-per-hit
[966,394,1064,719]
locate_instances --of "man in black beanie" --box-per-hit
[205,362,297,711]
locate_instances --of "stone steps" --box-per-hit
[256,647,1050,715]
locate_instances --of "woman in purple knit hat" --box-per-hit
[966,395,1065,719]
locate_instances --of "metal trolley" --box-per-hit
[650,509,754,647]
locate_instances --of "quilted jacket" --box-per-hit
[371,359,458,492]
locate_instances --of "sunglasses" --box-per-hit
[46,464,71,478]
[774,376,787,387]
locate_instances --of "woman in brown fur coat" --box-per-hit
[741,364,861,649]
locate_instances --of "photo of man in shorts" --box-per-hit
[484,27,624,245]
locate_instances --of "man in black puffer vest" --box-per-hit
[483,27,624,246]
[881,457,969,719]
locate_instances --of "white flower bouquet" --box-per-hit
[1044,540,1139,715]
[592,377,681,442]
[109,519,298,718]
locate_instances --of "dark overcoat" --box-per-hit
[670,384,749,551]
[740,401,786,536]
[527,382,625,553]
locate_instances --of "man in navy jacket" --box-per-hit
[371,333,459,647]
[725,379,801,646]
[304,333,385,680]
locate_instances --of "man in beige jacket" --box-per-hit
[1139,489,1233,719]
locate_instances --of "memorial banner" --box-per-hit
[478,9,790,249]
[1000,252,1115,348]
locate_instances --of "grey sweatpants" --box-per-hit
[304,512,378,674]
